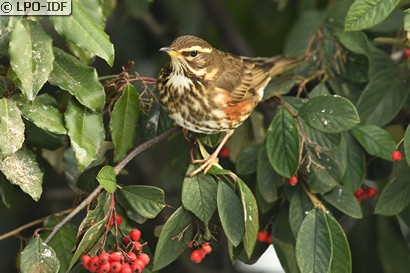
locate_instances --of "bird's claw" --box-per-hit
[189,156,219,177]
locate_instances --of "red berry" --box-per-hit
[127,251,137,262]
[364,187,378,199]
[201,243,212,254]
[190,249,206,263]
[109,251,123,262]
[288,175,298,186]
[116,214,123,225]
[267,235,273,244]
[219,147,230,158]
[110,261,122,273]
[354,187,364,197]
[257,230,269,242]
[131,259,145,273]
[404,49,410,58]
[130,229,142,241]
[97,262,111,273]
[98,252,110,264]
[88,256,100,272]
[137,253,151,266]
[81,255,91,269]
[132,241,143,252]
[120,264,133,273]
[123,235,131,245]
[392,150,403,161]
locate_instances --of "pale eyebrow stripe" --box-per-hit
[185,46,212,53]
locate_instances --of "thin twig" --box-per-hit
[300,181,326,212]
[43,126,181,243]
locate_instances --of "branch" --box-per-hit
[44,126,181,244]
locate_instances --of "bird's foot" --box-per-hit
[189,154,219,177]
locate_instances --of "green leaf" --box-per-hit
[405,12,410,31]
[50,1,114,66]
[117,185,165,219]
[68,219,105,270]
[333,30,370,57]
[0,172,13,208]
[405,125,410,167]
[237,178,259,258]
[299,96,360,133]
[289,190,313,238]
[356,69,409,126]
[327,214,352,273]
[110,84,139,162]
[49,47,105,112]
[217,182,245,247]
[304,122,341,152]
[181,165,217,223]
[64,99,105,171]
[236,143,261,175]
[296,209,332,273]
[15,95,67,135]
[307,153,341,194]
[9,19,54,100]
[351,124,396,161]
[96,166,117,193]
[375,161,410,215]
[20,235,60,273]
[257,145,280,203]
[0,147,43,201]
[344,0,400,31]
[266,107,299,178]
[152,207,194,271]
[322,186,362,219]
[341,133,366,191]
[0,98,25,159]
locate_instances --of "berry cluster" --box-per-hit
[80,228,150,273]
[189,243,212,264]
[354,187,378,203]
[257,230,272,244]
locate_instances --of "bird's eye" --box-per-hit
[190,50,198,57]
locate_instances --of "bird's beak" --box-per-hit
[159,46,180,57]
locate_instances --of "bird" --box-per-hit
[157,35,299,176]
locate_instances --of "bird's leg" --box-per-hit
[189,130,234,177]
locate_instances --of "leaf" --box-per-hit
[48,47,105,112]
[351,124,396,161]
[344,0,400,31]
[15,95,66,135]
[20,235,60,273]
[356,69,410,127]
[0,98,25,159]
[322,186,362,219]
[327,214,352,273]
[341,133,366,191]
[64,99,105,171]
[404,125,410,167]
[333,30,370,57]
[257,145,280,203]
[152,207,194,271]
[0,147,43,201]
[0,172,13,208]
[307,153,341,194]
[266,107,299,178]
[299,96,360,133]
[110,84,139,162]
[181,165,217,223]
[50,1,114,66]
[304,122,341,152]
[117,185,165,219]
[289,190,313,237]
[236,143,261,175]
[237,178,259,258]
[296,209,332,273]
[9,19,54,100]
[96,166,117,193]
[375,161,410,215]
[217,182,245,247]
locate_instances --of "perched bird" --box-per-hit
[157,35,299,176]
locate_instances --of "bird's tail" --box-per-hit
[268,55,302,78]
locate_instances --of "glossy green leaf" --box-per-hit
[327,214,352,273]
[182,165,217,223]
[266,107,299,178]
[0,98,24,159]
[96,166,117,193]
[152,207,194,271]
[20,235,60,273]
[341,133,366,191]
[15,95,66,135]
[351,124,396,161]
[64,99,105,171]
[117,185,165,219]
[289,190,313,237]
[375,161,410,215]
[110,84,139,162]
[50,1,114,66]
[236,143,261,175]
[0,147,43,201]
[237,178,259,258]
[296,209,332,273]
[356,69,409,127]
[49,47,105,112]
[404,125,410,167]
[333,30,370,57]
[323,186,362,218]
[307,153,341,194]
[9,19,54,100]
[345,0,400,31]
[299,96,360,133]
[0,173,13,208]
[304,122,341,152]
[217,182,245,247]
[257,145,280,202]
